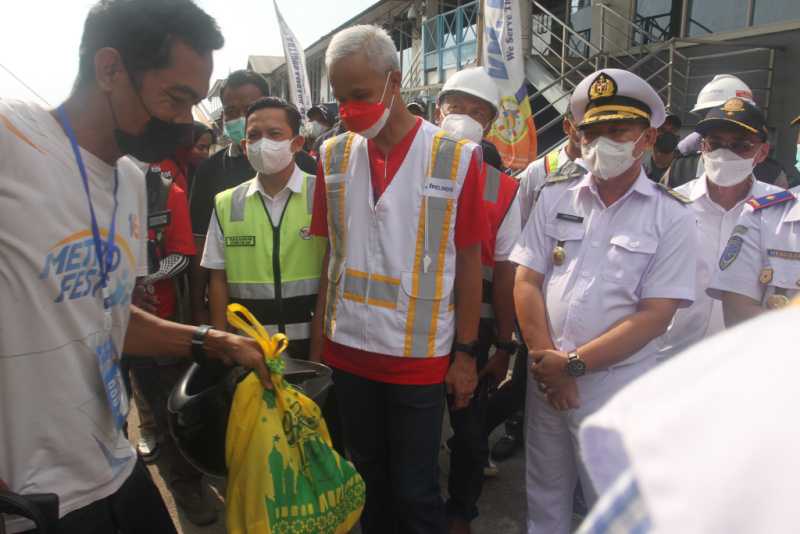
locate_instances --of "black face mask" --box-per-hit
[114,117,193,163]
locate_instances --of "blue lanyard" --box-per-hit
[57,106,119,309]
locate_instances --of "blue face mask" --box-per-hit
[224,117,246,145]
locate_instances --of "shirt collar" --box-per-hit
[246,164,304,198]
[569,167,655,198]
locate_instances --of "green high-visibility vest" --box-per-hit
[214,173,325,357]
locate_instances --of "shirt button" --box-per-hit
[581,270,590,277]
[630,241,640,248]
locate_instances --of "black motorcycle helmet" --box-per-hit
[167,356,333,477]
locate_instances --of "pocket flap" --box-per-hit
[544,222,586,241]
[401,271,454,300]
[609,234,658,254]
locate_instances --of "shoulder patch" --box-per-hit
[747,190,796,211]
[656,183,692,204]
[544,161,585,186]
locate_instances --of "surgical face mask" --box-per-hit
[580,131,645,180]
[224,117,246,145]
[308,121,325,138]
[339,73,395,139]
[440,113,485,144]
[703,148,755,187]
[246,138,294,175]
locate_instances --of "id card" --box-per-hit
[96,332,129,430]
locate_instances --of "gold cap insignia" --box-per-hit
[588,73,617,101]
[722,98,746,115]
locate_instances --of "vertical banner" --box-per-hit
[274,0,312,123]
[482,0,538,170]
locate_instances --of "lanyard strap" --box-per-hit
[57,106,119,308]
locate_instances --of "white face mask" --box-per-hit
[703,148,755,187]
[246,138,294,175]
[580,131,645,180]
[440,113,485,144]
[307,121,325,138]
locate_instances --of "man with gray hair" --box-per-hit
[309,24,489,533]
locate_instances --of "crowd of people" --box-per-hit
[2,1,800,534]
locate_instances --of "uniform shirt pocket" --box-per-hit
[603,233,658,285]
[544,222,586,272]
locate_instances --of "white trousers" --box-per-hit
[525,358,657,534]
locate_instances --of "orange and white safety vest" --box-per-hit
[320,121,478,358]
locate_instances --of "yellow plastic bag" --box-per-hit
[224,303,365,534]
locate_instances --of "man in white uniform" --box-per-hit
[708,183,800,325]
[0,2,270,533]
[658,98,780,360]
[511,69,697,534]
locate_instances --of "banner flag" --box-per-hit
[482,0,538,169]
[274,0,313,123]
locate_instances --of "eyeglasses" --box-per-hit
[702,137,760,156]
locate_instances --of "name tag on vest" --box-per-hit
[225,236,256,247]
[423,178,458,200]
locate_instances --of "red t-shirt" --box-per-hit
[147,183,196,318]
[309,120,488,385]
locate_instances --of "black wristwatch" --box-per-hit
[566,350,587,377]
[495,340,519,354]
[192,324,213,365]
[453,340,479,358]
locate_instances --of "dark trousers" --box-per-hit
[445,321,492,522]
[332,368,446,534]
[125,358,200,487]
[21,459,176,534]
[485,338,528,436]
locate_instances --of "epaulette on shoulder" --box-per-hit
[656,183,692,204]
[543,161,585,187]
[747,190,796,211]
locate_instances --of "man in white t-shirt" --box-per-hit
[0,2,271,533]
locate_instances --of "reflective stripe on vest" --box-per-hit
[483,165,501,202]
[403,131,469,357]
[342,268,402,309]
[322,133,356,338]
[228,278,320,300]
[261,321,311,340]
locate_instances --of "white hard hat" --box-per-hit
[691,74,754,114]
[438,67,500,118]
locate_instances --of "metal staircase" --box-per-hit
[527,0,776,157]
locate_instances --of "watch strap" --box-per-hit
[453,340,478,358]
[192,324,213,365]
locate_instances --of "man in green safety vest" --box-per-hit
[200,97,326,361]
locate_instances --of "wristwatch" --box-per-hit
[453,340,479,358]
[566,350,587,377]
[192,324,213,365]
[494,340,519,354]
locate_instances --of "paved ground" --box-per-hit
[129,369,528,534]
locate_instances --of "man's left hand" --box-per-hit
[530,349,569,388]
[446,353,478,410]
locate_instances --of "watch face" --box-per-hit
[567,358,587,377]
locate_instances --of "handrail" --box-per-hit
[531,0,601,57]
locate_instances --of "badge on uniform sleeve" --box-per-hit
[759,267,774,285]
[553,241,566,266]
[719,235,743,271]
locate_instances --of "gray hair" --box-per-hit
[325,24,399,74]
